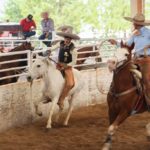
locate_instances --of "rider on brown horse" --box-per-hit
[109,13,150,110]
[50,32,80,110]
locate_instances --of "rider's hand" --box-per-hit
[108,39,117,45]
[46,50,51,56]
[132,29,140,36]
[57,63,65,70]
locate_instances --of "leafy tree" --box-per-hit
[3,0,130,33]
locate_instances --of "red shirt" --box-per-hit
[20,18,36,32]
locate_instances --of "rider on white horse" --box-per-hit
[50,31,80,110]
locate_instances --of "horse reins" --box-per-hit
[109,60,140,98]
[109,86,138,98]
[47,57,58,65]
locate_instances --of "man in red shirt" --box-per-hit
[20,14,36,39]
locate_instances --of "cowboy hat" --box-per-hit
[124,13,150,26]
[56,32,80,40]
[57,25,73,31]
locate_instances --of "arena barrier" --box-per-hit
[0,68,112,132]
[0,38,116,132]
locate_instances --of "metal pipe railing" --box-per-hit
[0,39,116,84]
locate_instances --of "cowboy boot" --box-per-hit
[57,85,72,110]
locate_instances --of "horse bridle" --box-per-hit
[109,60,138,98]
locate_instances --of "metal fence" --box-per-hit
[0,38,117,84]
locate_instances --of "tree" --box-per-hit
[3,0,130,33]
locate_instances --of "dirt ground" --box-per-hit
[0,103,150,150]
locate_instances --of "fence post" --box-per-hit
[27,50,32,70]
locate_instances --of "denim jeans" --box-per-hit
[39,32,52,47]
[23,31,36,38]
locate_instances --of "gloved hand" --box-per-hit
[57,63,67,70]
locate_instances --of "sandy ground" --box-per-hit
[0,103,150,150]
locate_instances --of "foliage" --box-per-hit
[3,0,130,32]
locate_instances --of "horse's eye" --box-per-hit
[37,65,41,68]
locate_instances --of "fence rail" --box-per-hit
[0,38,117,84]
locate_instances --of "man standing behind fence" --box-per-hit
[39,11,54,47]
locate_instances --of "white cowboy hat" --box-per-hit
[56,32,80,40]
[124,13,150,26]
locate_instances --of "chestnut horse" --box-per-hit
[76,45,101,70]
[102,43,150,150]
[0,42,33,85]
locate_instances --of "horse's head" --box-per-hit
[107,47,130,72]
[23,42,34,51]
[27,56,51,82]
[107,40,134,72]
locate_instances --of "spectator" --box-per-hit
[39,11,54,47]
[20,14,36,39]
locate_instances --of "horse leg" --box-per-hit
[34,97,45,116]
[34,94,50,116]
[54,108,63,123]
[146,122,150,140]
[108,106,118,125]
[102,110,129,150]
[46,97,58,129]
[63,95,74,126]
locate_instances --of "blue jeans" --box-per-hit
[39,32,52,47]
[23,31,36,38]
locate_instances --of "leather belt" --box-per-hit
[138,55,150,58]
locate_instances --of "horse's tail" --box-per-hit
[95,67,108,94]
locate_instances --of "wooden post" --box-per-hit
[130,0,145,17]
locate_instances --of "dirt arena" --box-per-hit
[0,103,150,150]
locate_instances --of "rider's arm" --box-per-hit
[50,42,60,51]
[68,48,77,67]
[126,35,134,47]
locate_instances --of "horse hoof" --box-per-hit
[62,124,70,128]
[102,143,111,150]
[44,128,51,133]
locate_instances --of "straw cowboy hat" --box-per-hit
[56,32,80,40]
[124,13,150,26]
[57,25,73,31]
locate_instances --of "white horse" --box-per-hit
[27,56,84,129]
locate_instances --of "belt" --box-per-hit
[138,55,150,58]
